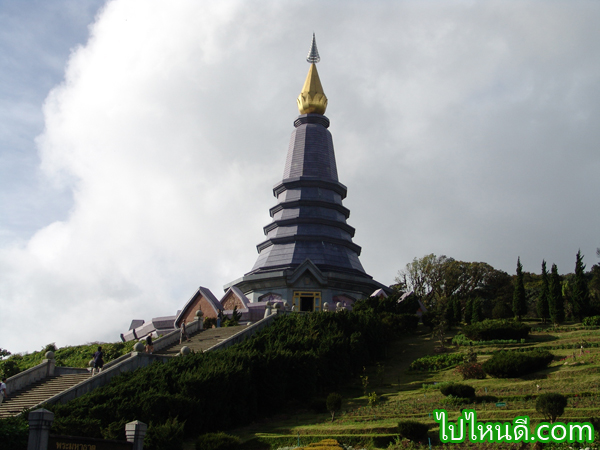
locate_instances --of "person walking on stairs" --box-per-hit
[92,346,104,375]
[0,377,7,405]
[145,334,154,354]
[180,321,190,344]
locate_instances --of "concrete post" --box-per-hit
[264,302,272,318]
[195,309,204,330]
[27,409,54,450]
[44,353,55,377]
[126,420,148,450]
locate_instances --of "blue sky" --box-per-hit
[1,0,599,353]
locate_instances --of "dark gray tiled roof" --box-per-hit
[248,113,369,277]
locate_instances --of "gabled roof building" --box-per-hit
[224,35,389,312]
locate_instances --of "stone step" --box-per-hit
[156,325,247,356]
[0,373,91,418]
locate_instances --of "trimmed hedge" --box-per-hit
[482,349,554,378]
[196,432,241,450]
[461,319,530,341]
[439,383,475,400]
[409,353,464,371]
[397,420,429,442]
[582,316,600,327]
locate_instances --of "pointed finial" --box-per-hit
[306,33,320,64]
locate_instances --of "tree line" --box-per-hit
[395,250,600,325]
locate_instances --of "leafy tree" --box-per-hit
[396,254,452,305]
[326,393,342,422]
[397,255,514,316]
[571,250,590,321]
[536,393,567,423]
[536,260,550,323]
[549,264,565,325]
[513,257,527,320]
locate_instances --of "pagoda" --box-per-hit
[224,35,389,311]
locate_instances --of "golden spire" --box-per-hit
[297,34,328,115]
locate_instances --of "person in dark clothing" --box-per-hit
[92,346,104,375]
[145,334,154,354]
[180,321,190,344]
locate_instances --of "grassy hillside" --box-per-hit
[0,341,136,376]
[228,321,600,450]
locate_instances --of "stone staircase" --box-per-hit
[0,373,90,418]
[0,316,279,419]
[156,325,248,356]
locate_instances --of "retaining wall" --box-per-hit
[5,359,55,394]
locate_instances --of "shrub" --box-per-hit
[536,393,567,423]
[353,293,419,315]
[397,420,429,442]
[196,432,241,450]
[461,319,530,341]
[0,416,28,450]
[367,391,379,407]
[455,362,486,380]
[582,316,600,327]
[203,317,217,329]
[295,439,344,450]
[421,311,437,330]
[326,393,342,422]
[409,353,464,371]
[482,350,554,378]
[380,313,419,336]
[439,383,476,400]
[146,417,185,450]
[0,358,21,378]
[51,416,103,439]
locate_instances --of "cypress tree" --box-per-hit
[444,298,455,327]
[472,297,483,323]
[464,298,473,325]
[571,250,590,321]
[453,298,462,324]
[549,263,565,325]
[537,260,550,323]
[513,257,528,320]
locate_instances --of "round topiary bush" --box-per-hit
[196,432,241,450]
[536,393,567,423]
[455,362,486,380]
[482,350,554,378]
[439,383,476,400]
[397,420,429,442]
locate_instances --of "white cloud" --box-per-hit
[1,0,599,353]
